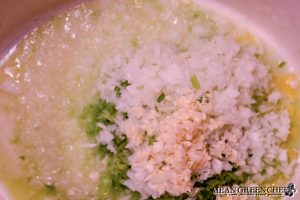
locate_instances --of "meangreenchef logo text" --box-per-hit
[213,183,296,197]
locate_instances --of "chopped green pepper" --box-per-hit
[79,98,117,137]
[157,92,166,103]
[115,86,122,98]
[148,135,156,145]
[120,80,131,88]
[278,61,286,68]
[121,112,129,120]
[98,135,136,200]
[251,94,267,113]
[194,169,251,200]
[191,74,200,90]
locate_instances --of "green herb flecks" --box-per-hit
[115,86,122,98]
[277,61,286,68]
[191,74,200,90]
[120,80,131,88]
[131,191,141,200]
[79,98,117,137]
[251,94,268,113]
[148,135,156,145]
[197,96,209,104]
[121,111,129,120]
[98,135,139,200]
[80,97,139,199]
[157,92,166,103]
[97,144,110,159]
[114,80,131,98]
[194,169,251,200]
[44,183,57,196]
[192,11,205,20]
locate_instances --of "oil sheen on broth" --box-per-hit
[0,0,299,200]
